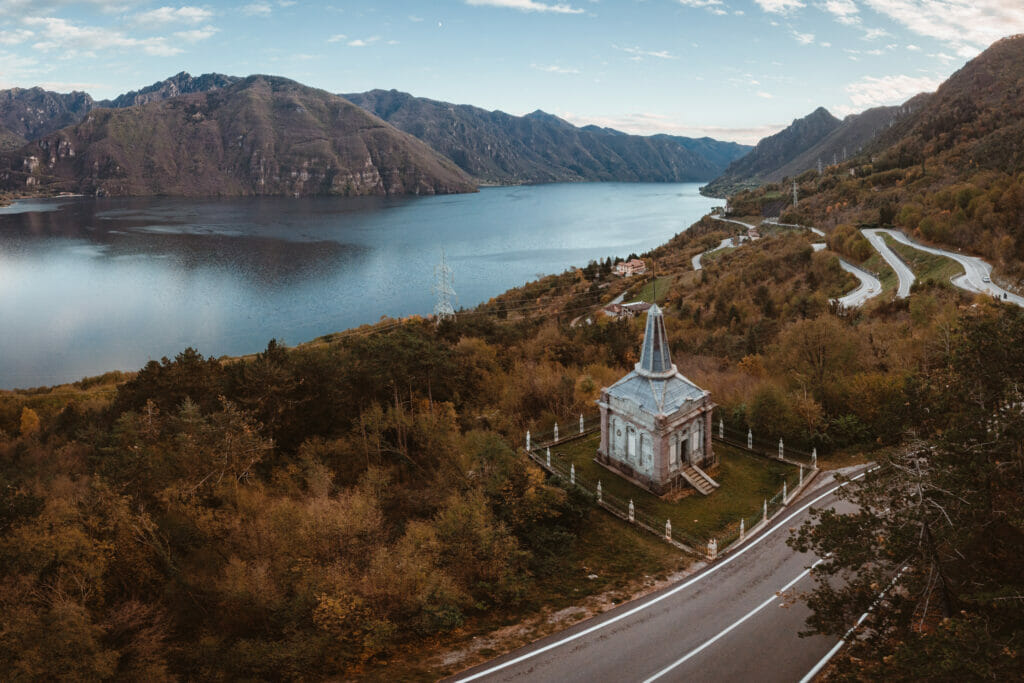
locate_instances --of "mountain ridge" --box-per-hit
[344,88,750,184]
[701,106,841,197]
[0,75,475,198]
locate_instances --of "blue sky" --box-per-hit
[1,1,1022,143]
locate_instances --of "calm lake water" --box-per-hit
[0,183,717,388]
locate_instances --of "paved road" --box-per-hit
[875,228,1024,307]
[835,258,883,308]
[710,215,756,231]
[451,471,870,683]
[692,235,747,270]
[862,229,915,298]
[764,218,826,237]
[806,244,882,308]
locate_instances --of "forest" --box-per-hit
[1,213,1022,679]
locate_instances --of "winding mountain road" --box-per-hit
[862,229,915,297]
[764,218,826,237]
[835,258,883,308]
[873,228,1024,307]
[451,468,872,683]
[691,235,747,270]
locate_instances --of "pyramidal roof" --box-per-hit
[636,304,676,378]
[605,303,706,416]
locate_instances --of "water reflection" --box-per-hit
[0,185,717,387]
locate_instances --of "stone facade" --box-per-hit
[596,304,716,495]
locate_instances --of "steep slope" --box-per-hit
[739,35,1024,283]
[667,135,752,171]
[869,35,1024,173]
[0,75,475,198]
[99,71,239,109]
[0,87,95,151]
[701,107,841,196]
[772,100,928,182]
[344,89,749,183]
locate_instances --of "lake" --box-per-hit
[0,183,717,388]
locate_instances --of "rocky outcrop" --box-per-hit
[98,71,239,109]
[0,87,95,150]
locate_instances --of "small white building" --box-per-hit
[596,304,718,496]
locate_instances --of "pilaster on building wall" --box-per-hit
[596,304,716,496]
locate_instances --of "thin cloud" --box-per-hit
[242,2,272,16]
[821,0,859,24]
[327,33,347,43]
[0,28,33,45]
[24,16,184,56]
[465,0,584,14]
[862,0,1024,54]
[174,26,218,42]
[754,0,805,12]
[677,0,727,14]
[793,30,815,44]
[348,36,380,47]
[757,91,774,98]
[613,44,678,60]
[531,63,580,73]
[135,6,213,25]
[839,72,941,113]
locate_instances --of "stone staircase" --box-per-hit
[680,464,720,496]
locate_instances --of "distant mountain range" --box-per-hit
[344,89,750,184]
[700,101,931,197]
[0,72,752,198]
[0,75,474,197]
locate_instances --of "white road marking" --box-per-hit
[643,558,825,682]
[454,469,874,682]
[798,566,906,683]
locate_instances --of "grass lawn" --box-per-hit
[632,275,674,304]
[882,234,964,284]
[552,433,795,542]
[702,245,739,265]
[860,251,899,295]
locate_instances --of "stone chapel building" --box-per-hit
[596,304,718,496]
